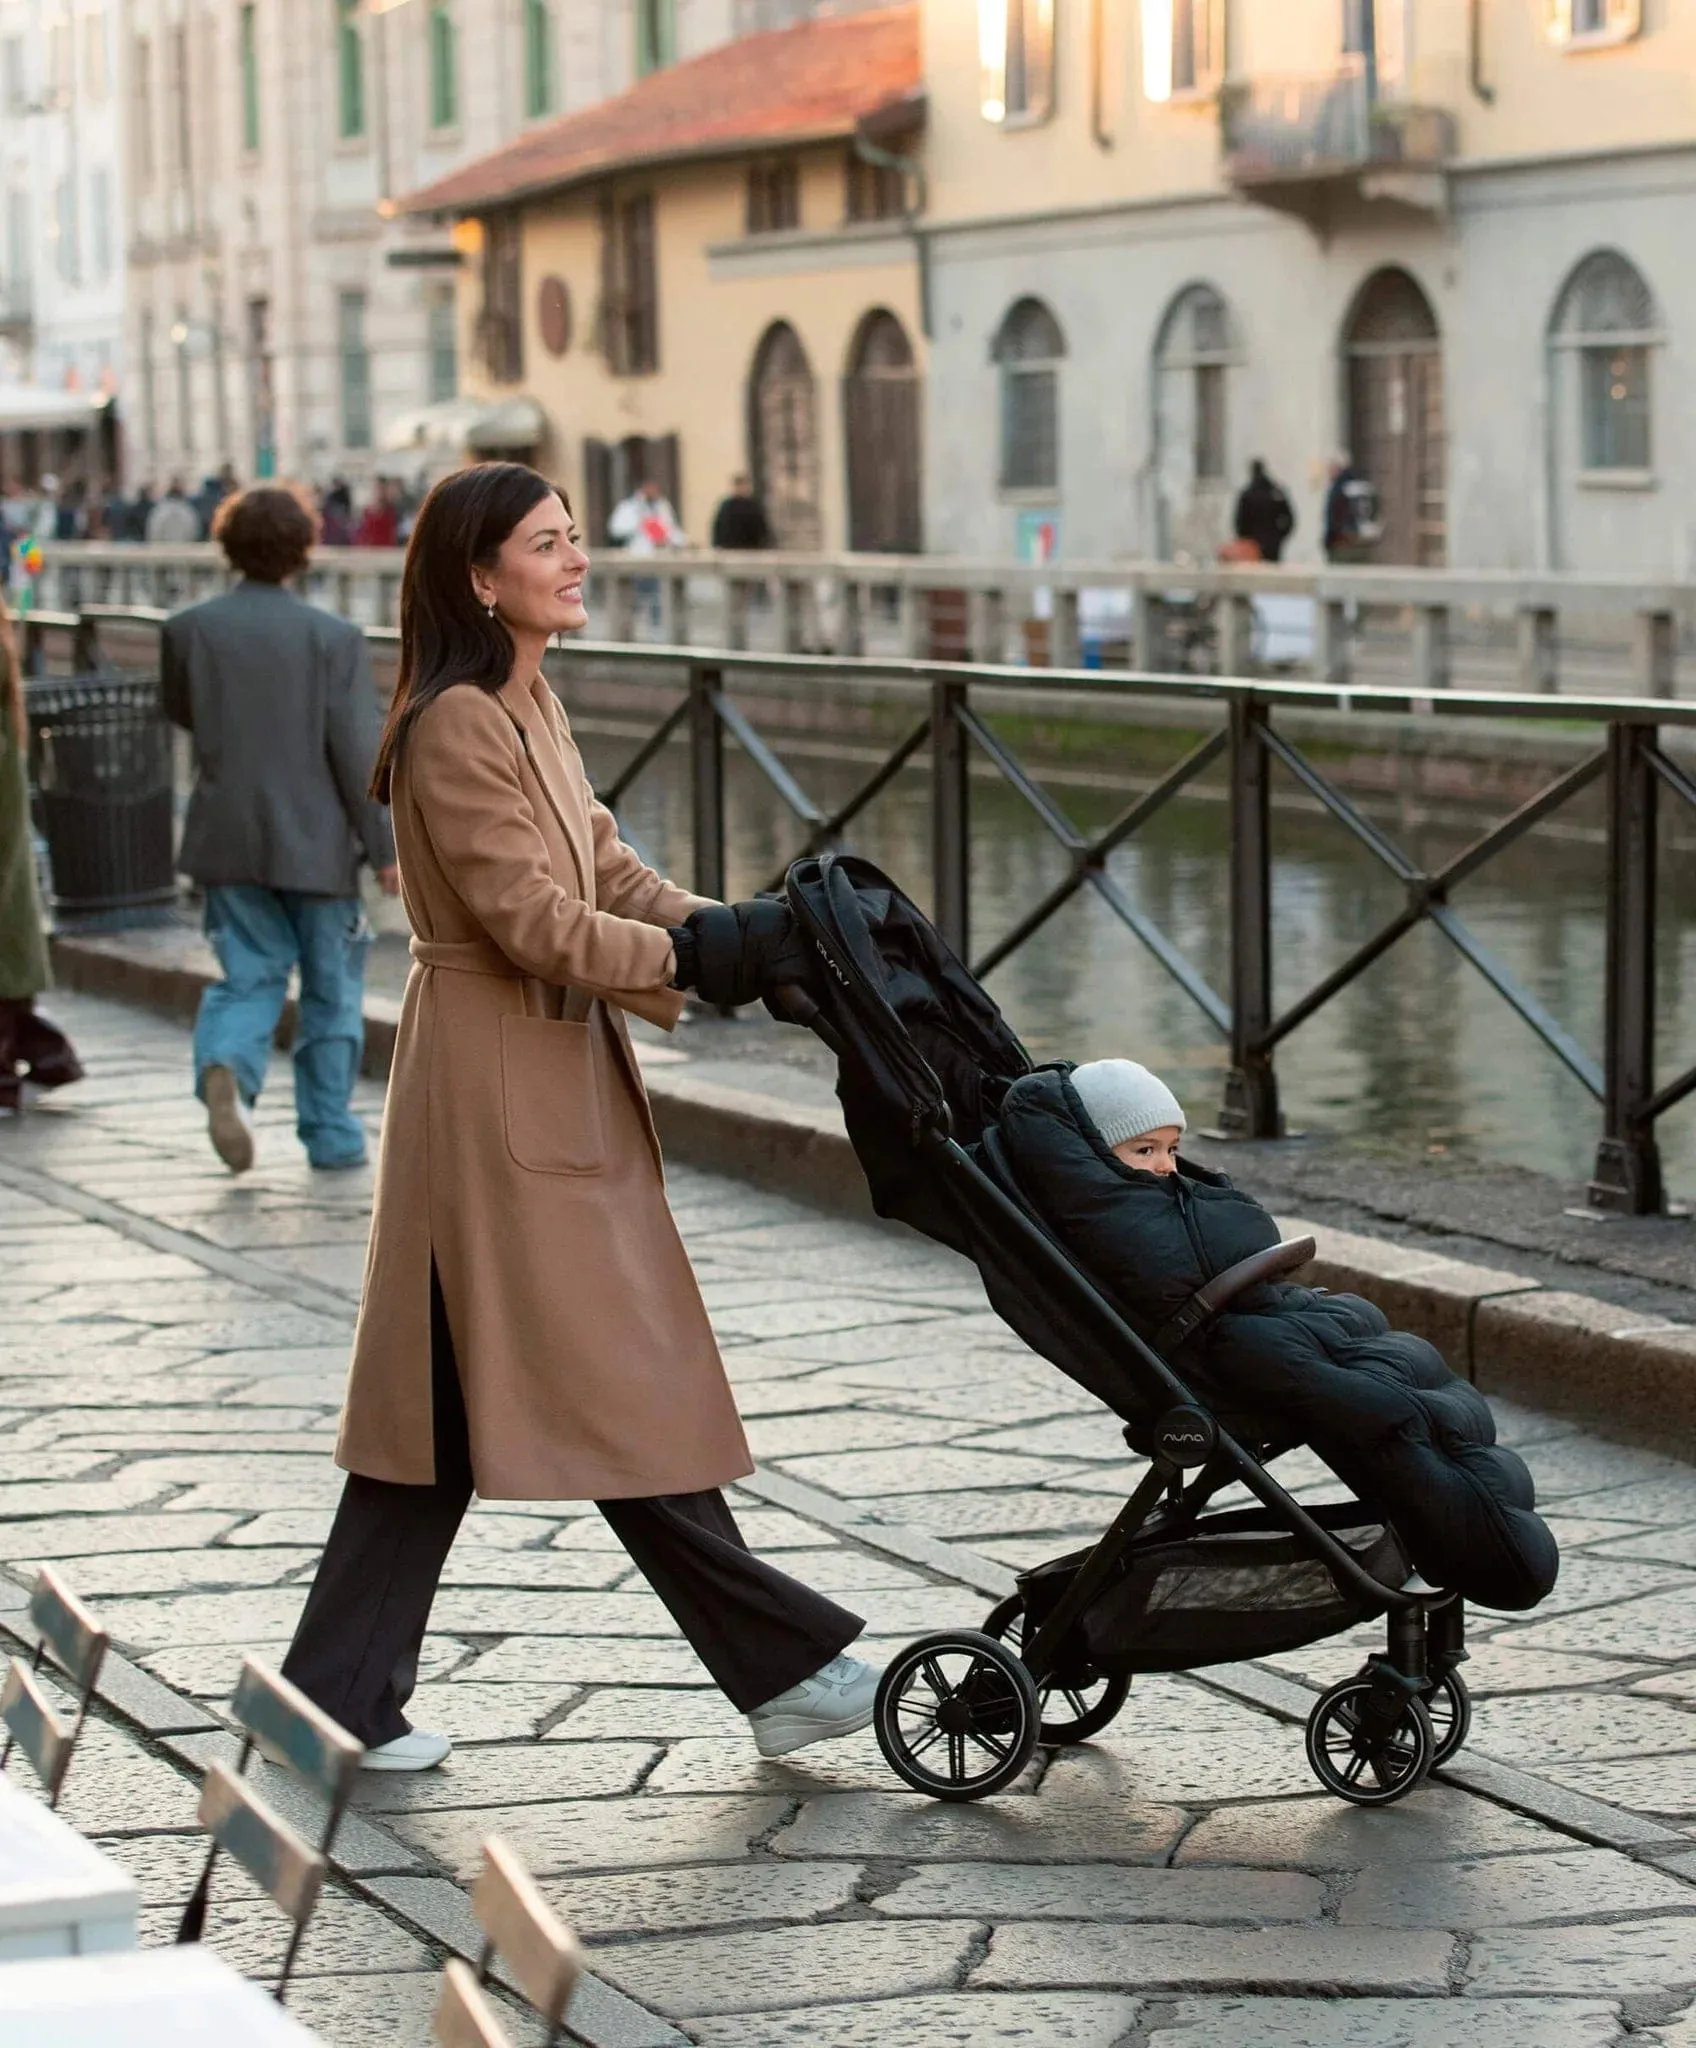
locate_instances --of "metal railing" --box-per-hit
[20,601,1696,1217]
[33,539,1696,701]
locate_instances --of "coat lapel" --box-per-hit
[498,675,595,902]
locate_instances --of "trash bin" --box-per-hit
[25,674,178,929]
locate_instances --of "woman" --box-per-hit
[0,595,83,1113]
[281,463,875,1770]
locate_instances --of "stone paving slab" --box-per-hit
[6,992,1696,2046]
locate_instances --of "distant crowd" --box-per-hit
[0,468,420,572]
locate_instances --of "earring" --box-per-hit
[484,600,496,618]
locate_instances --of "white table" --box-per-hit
[0,1945,328,2043]
[0,1776,137,1959]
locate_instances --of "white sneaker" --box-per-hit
[204,1065,256,1174]
[360,1728,452,1772]
[747,1654,879,1759]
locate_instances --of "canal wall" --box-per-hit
[47,925,1696,1462]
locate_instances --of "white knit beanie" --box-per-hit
[1068,1060,1186,1150]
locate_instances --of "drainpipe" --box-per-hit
[1469,0,1496,102]
[852,127,931,341]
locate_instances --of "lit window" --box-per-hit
[1142,0,1225,103]
[979,0,1054,125]
[1547,0,1641,48]
[993,296,1064,493]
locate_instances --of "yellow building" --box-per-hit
[405,5,926,552]
[919,0,1696,574]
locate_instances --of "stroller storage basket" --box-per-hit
[1019,1503,1410,1677]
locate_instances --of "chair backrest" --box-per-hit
[432,1838,583,2048]
[0,1566,108,1806]
[177,1657,363,2001]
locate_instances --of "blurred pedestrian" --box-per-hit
[1323,453,1381,563]
[1233,459,1295,564]
[161,485,398,1173]
[608,477,685,553]
[0,595,83,1114]
[319,478,354,546]
[145,477,200,544]
[355,478,401,548]
[710,474,772,551]
[130,483,156,540]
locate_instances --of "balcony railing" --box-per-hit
[1222,61,1454,196]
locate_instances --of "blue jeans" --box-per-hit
[194,886,373,1167]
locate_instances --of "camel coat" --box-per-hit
[336,671,753,1500]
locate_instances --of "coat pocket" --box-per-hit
[499,1015,605,1175]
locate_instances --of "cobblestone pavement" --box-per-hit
[3,990,1696,2047]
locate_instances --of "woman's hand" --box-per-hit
[671,899,806,1007]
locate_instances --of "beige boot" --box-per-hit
[203,1065,256,1173]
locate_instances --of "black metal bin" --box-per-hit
[25,675,177,929]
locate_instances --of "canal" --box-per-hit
[366,710,1696,1202]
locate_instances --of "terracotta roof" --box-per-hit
[403,5,920,216]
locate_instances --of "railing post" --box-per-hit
[1632,607,1675,699]
[1589,720,1662,1215]
[1131,588,1159,672]
[1316,599,1351,687]
[780,579,806,653]
[1515,605,1557,694]
[839,578,864,658]
[1217,695,1283,1138]
[1051,587,1080,669]
[896,581,921,658]
[688,662,727,904]
[1413,603,1451,692]
[725,577,749,651]
[930,675,970,959]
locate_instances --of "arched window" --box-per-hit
[1155,284,1234,483]
[992,296,1064,493]
[1550,250,1660,475]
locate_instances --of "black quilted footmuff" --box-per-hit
[1020,1506,1411,1675]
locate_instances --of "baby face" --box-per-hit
[1111,1125,1183,1176]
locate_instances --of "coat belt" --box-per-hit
[409,935,520,977]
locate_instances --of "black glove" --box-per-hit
[670,898,805,1008]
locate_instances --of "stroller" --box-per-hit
[773,852,1473,1809]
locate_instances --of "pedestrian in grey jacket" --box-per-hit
[161,484,398,1174]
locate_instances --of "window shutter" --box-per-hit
[584,439,613,547]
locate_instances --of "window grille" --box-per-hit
[993,297,1065,493]
[1552,250,1659,474]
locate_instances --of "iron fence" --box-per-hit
[25,603,1696,1217]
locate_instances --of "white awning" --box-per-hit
[0,385,110,432]
[381,393,547,457]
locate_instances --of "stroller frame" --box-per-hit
[775,854,1472,1807]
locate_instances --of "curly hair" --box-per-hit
[212,485,320,583]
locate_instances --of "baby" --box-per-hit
[1067,1059,1186,1176]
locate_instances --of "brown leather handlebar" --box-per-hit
[1153,1236,1317,1353]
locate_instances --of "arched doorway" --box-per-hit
[1343,267,1446,565]
[843,309,921,553]
[749,321,821,550]
[1152,282,1235,563]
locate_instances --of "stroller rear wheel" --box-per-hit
[1305,1673,1435,1806]
[873,1630,1040,1802]
[982,1593,1131,1745]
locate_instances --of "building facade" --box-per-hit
[921,0,1696,575]
[117,0,808,496]
[0,1,126,492]
[415,4,925,552]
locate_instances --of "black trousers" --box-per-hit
[282,1270,862,1745]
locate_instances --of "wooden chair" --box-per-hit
[176,1657,363,2002]
[433,1839,583,2048]
[0,1565,109,1808]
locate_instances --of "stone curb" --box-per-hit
[46,933,1696,1457]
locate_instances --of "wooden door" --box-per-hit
[750,322,821,551]
[844,310,921,553]
[1344,268,1447,566]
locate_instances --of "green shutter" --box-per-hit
[524,0,555,118]
[429,4,457,128]
[337,0,364,140]
[636,0,675,77]
[239,5,260,152]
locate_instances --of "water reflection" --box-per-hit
[568,718,1695,1198]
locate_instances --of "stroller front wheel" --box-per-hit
[1424,1668,1472,1767]
[873,1630,1040,1802]
[982,1593,1131,1745]
[1305,1673,1435,1806]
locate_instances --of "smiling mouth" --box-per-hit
[559,585,584,603]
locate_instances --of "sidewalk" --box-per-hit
[2,990,1696,2046]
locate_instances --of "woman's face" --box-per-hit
[473,493,589,636]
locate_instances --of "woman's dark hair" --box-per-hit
[212,484,319,582]
[370,461,560,803]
